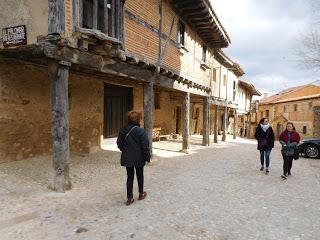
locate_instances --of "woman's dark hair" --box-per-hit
[286,122,296,130]
[127,111,142,125]
[259,118,268,124]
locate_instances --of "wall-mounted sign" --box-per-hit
[2,25,27,48]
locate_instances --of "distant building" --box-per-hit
[257,81,320,139]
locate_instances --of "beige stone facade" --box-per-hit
[257,82,320,139]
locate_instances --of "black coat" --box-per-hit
[117,124,151,168]
[254,125,275,151]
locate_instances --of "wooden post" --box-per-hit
[233,109,237,139]
[222,105,228,141]
[242,115,246,137]
[144,81,154,156]
[202,97,210,146]
[93,0,98,29]
[48,0,65,34]
[247,112,252,138]
[103,0,109,34]
[247,97,253,138]
[48,61,72,192]
[214,105,219,143]
[182,92,190,152]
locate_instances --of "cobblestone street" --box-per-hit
[0,136,320,240]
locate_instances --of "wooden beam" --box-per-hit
[202,96,210,146]
[214,105,219,143]
[76,27,123,44]
[182,92,190,153]
[144,81,154,157]
[48,0,65,34]
[48,60,72,192]
[182,7,206,15]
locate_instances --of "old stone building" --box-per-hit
[258,81,320,139]
[0,0,260,190]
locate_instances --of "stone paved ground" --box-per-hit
[0,136,320,240]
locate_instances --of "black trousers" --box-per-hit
[283,155,294,175]
[126,167,144,198]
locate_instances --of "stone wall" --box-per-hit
[0,62,104,162]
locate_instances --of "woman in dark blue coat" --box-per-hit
[254,118,275,174]
[117,111,151,205]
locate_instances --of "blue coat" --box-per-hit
[117,124,151,168]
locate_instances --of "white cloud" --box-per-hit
[212,0,318,93]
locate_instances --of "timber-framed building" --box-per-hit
[0,0,260,191]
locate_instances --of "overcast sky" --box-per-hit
[212,0,319,93]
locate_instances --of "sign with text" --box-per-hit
[2,25,27,48]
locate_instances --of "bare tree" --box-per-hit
[298,30,320,70]
[297,0,320,70]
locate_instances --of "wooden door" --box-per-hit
[104,84,133,138]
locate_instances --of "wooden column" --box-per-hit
[247,112,252,138]
[214,105,219,143]
[222,106,228,142]
[202,97,210,146]
[144,81,154,156]
[242,115,246,137]
[48,61,72,192]
[182,92,190,153]
[48,0,65,34]
[233,109,237,139]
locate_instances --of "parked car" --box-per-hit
[297,138,320,158]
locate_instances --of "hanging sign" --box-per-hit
[2,25,27,48]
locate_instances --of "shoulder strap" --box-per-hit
[124,126,138,142]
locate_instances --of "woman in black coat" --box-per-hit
[254,118,275,174]
[117,111,151,205]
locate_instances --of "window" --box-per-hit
[309,102,313,110]
[177,21,185,45]
[223,74,227,86]
[154,92,160,109]
[81,0,123,39]
[212,68,217,82]
[284,105,287,112]
[266,110,269,117]
[202,44,207,63]
[274,105,278,113]
[294,104,298,111]
[303,126,307,134]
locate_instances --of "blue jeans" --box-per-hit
[260,150,271,168]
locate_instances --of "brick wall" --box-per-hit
[124,0,213,86]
